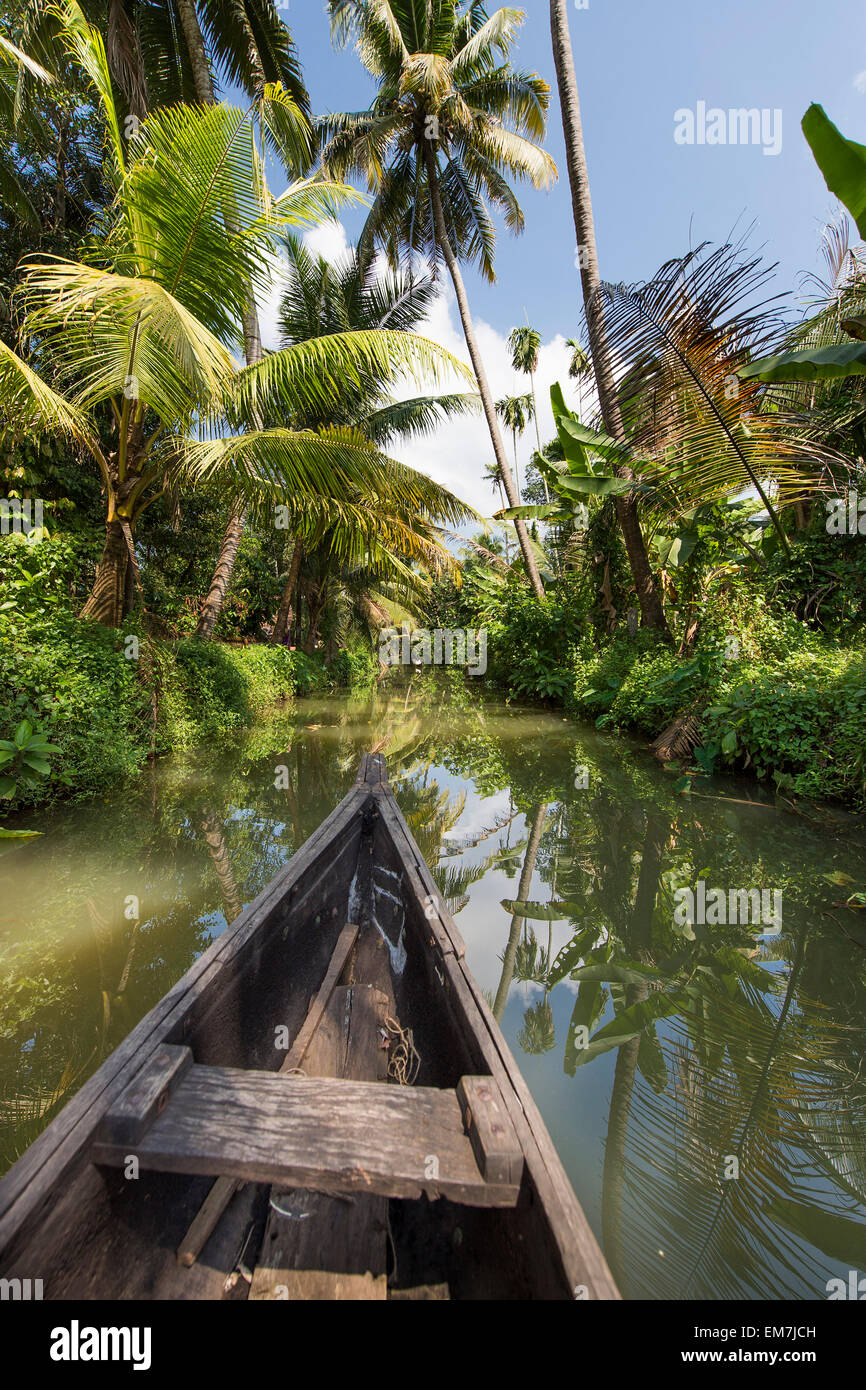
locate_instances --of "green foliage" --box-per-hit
[0,718,62,801]
[0,610,308,809]
[328,639,377,691]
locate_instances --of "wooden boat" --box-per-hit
[0,755,618,1300]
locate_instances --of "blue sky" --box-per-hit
[247,0,866,514]
[275,0,866,334]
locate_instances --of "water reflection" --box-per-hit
[1,686,865,1299]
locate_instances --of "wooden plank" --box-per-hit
[282,922,360,1072]
[99,1046,192,1147]
[356,753,388,788]
[92,1066,520,1207]
[176,921,361,1267]
[456,1076,522,1186]
[390,1283,450,1300]
[249,982,389,1301]
[0,784,369,1268]
[376,794,466,960]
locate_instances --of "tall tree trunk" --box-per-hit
[271,539,303,644]
[303,582,326,654]
[80,520,129,627]
[122,544,136,618]
[195,506,247,639]
[493,804,547,1021]
[549,0,667,632]
[177,0,265,639]
[423,143,545,600]
[529,368,551,505]
[174,0,215,104]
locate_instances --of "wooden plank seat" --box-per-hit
[92,1045,523,1208]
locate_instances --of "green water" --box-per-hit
[2,688,865,1300]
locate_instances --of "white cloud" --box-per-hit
[855,70,866,93]
[390,278,592,518]
[255,220,594,520]
[302,218,351,264]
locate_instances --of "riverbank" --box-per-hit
[0,610,376,812]
[434,575,866,809]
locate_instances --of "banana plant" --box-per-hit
[741,106,866,382]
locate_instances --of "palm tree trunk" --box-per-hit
[195,506,247,639]
[175,0,215,104]
[80,520,128,627]
[177,0,265,639]
[303,583,326,654]
[529,368,551,506]
[271,539,303,644]
[422,143,544,600]
[549,0,667,632]
[512,429,522,500]
[493,804,547,1021]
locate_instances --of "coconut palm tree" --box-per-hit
[494,392,533,501]
[268,235,479,644]
[0,9,473,627]
[483,458,510,561]
[566,337,591,421]
[549,0,666,630]
[321,0,556,600]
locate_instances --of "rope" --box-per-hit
[382,1014,421,1086]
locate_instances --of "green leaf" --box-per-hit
[739,340,866,383]
[20,755,50,776]
[802,103,866,240]
[13,719,33,748]
[570,962,664,986]
[0,777,17,798]
[0,827,42,839]
[555,473,633,498]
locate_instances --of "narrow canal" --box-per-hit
[2,687,864,1298]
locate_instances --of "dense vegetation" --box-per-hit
[1,0,865,820]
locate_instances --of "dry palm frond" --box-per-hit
[595,240,844,544]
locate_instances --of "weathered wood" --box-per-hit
[283,922,360,1072]
[177,1174,242,1270]
[99,1046,192,1147]
[176,921,362,1267]
[456,1076,522,1186]
[390,1283,450,1300]
[92,1065,520,1207]
[0,785,368,1272]
[249,981,390,1301]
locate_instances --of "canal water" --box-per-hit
[2,686,865,1299]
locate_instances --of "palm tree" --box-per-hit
[0,11,472,627]
[163,0,312,638]
[494,392,533,501]
[268,235,479,644]
[549,0,666,630]
[483,459,510,561]
[321,0,556,600]
[566,337,591,421]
